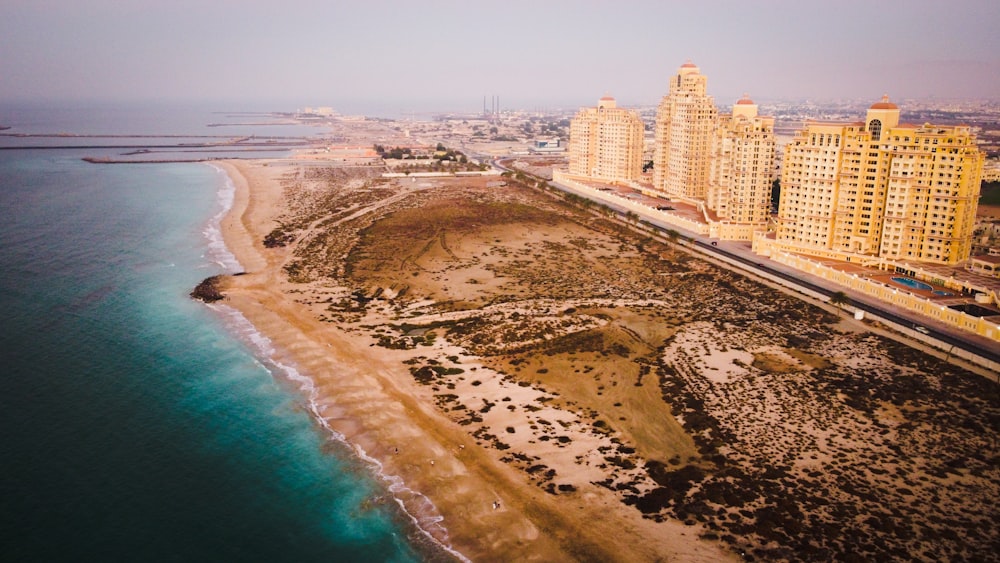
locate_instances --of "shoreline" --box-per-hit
[207,161,468,560]
[209,159,735,562]
[201,157,999,561]
[206,299,467,561]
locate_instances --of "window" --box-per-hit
[868,119,883,141]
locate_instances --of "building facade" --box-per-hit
[567,96,644,183]
[775,96,984,265]
[653,62,717,200]
[650,63,775,240]
[707,96,776,239]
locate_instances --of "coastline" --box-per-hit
[209,160,469,559]
[210,159,734,562]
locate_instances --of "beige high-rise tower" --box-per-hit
[651,63,775,240]
[653,61,717,199]
[707,95,776,239]
[567,95,644,183]
[775,95,983,265]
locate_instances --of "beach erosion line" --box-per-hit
[200,162,471,562]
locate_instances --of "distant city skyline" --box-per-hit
[2,0,999,114]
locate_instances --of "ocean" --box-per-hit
[0,103,445,562]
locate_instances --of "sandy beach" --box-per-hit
[211,158,999,562]
[214,160,733,561]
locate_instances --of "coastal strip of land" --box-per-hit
[209,157,999,562]
[213,160,732,562]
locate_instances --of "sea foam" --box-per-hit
[210,303,471,563]
[202,164,243,272]
[201,165,469,562]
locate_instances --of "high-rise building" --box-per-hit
[775,96,984,265]
[653,62,717,200]
[707,95,776,238]
[568,96,644,182]
[650,63,775,240]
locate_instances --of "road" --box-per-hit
[687,238,1000,365]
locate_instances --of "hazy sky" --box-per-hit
[2,0,999,113]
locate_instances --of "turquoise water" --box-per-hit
[891,276,933,291]
[0,109,447,561]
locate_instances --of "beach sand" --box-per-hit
[214,160,733,562]
[211,158,999,562]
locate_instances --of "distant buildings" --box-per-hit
[301,106,336,117]
[532,137,564,154]
[763,96,985,265]
[982,163,1000,182]
[567,96,644,183]
[561,63,986,257]
[559,63,777,241]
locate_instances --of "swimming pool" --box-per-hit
[891,276,933,291]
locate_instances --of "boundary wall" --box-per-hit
[767,250,1000,344]
[552,171,709,235]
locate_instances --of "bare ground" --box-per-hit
[223,160,1000,562]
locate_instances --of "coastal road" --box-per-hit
[686,238,1000,365]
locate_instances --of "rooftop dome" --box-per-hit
[870,94,898,110]
[678,60,700,76]
[597,94,617,109]
[736,93,755,105]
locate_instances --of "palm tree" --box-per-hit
[829,291,849,315]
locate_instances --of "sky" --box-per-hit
[2,0,999,114]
